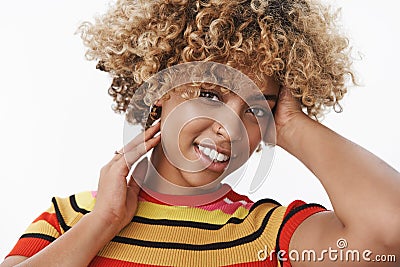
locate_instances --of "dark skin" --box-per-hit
[275,88,400,266]
[2,84,400,266]
[146,78,280,192]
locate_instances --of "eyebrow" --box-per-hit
[247,94,278,102]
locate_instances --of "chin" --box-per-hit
[182,172,224,188]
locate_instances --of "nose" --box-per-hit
[213,110,244,142]
[213,122,243,142]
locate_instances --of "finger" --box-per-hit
[128,158,149,189]
[112,121,160,164]
[278,86,292,100]
[115,121,161,155]
[279,86,302,109]
[123,134,161,166]
[112,133,160,176]
[110,131,161,178]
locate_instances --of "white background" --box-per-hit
[0,0,399,259]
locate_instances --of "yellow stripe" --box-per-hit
[24,220,60,239]
[74,191,96,211]
[45,205,56,213]
[136,200,253,224]
[49,191,288,266]
[53,194,90,232]
[120,203,282,244]
[97,204,287,266]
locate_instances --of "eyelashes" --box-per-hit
[246,107,266,117]
[198,90,269,118]
[199,90,221,102]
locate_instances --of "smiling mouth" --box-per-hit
[196,144,230,163]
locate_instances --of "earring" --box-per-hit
[146,105,162,128]
[150,105,161,120]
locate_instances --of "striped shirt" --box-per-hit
[7,184,326,266]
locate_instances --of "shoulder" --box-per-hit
[51,191,97,233]
[244,196,327,266]
[228,189,326,224]
[223,189,327,233]
[275,200,327,264]
[6,191,97,259]
[249,197,326,224]
[52,191,96,214]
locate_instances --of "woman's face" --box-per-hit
[151,75,280,189]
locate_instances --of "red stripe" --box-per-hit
[7,237,51,258]
[224,190,253,203]
[283,200,306,217]
[279,203,327,267]
[33,211,62,234]
[138,190,171,205]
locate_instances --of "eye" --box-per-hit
[246,107,267,118]
[199,90,221,102]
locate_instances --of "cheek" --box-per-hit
[161,99,204,123]
[245,124,263,150]
[178,119,212,145]
[160,100,214,148]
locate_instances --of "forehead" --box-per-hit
[217,75,280,99]
[173,72,280,100]
[238,68,280,96]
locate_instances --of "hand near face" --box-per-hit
[273,87,306,146]
[91,121,161,232]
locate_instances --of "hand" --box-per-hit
[273,87,307,146]
[91,121,161,232]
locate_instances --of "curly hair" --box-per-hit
[78,0,355,127]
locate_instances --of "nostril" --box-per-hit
[217,126,223,136]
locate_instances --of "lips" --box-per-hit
[193,143,230,173]
[197,144,230,162]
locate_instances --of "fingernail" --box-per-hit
[151,119,161,126]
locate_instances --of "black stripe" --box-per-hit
[276,203,326,266]
[248,198,281,212]
[21,233,56,242]
[52,197,71,232]
[131,198,282,229]
[112,206,279,250]
[69,195,90,214]
[132,216,245,230]
[58,195,280,230]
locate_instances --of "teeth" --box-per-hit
[197,145,229,162]
[216,153,225,161]
[209,150,217,160]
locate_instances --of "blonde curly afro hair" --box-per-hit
[78,0,354,127]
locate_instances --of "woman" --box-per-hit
[2,0,399,266]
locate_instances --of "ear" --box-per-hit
[154,92,171,106]
[154,99,163,107]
